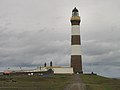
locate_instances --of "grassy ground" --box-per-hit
[1,74,119,90]
[0,74,73,90]
[81,74,120,90]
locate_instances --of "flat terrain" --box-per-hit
[0,74,73,90]
[81,74,120,90]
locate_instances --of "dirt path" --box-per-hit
[64,74,86,90]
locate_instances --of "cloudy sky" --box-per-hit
[0,0,120,78]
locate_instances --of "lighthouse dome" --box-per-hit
[70,7,81,25]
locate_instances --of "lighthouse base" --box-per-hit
[71,55,82,73]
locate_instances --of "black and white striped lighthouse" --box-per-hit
[70,7,83,73]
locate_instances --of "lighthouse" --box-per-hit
[70,7,83,73]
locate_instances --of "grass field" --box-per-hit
[0,74,120,90]
[81,74,120,90]
[0,74,73,90]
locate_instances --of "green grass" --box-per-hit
[0,74,73,90]
[81,74,120,90]
[1,74,119,90]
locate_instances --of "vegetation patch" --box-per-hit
[81,74,120,90]
[0,74,73,90]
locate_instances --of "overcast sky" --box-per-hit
[0,0,120,78]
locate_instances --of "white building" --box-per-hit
[39,66,73,74]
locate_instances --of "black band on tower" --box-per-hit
[71,20,80,25]
[71,35,81,45]
[71,55,82,73]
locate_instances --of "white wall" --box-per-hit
[52,67,73,74]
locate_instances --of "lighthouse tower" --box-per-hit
[70,7,83,73]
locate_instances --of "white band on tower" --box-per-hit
[71,45,82,55]
[71,25,80,35]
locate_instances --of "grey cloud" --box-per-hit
[0,27,70,67]
[82,40,119,56]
